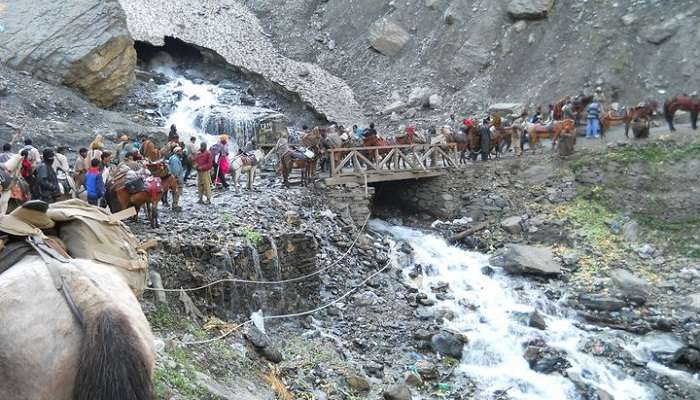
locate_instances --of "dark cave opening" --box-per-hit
[134,36,205,66]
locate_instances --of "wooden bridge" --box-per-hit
[323,143,459,185]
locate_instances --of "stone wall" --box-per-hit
[372,161,531,221]
[319,182,375,227]
[158,232,320,318]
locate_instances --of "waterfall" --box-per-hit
[266,235,282,281]
[370,220,650,400]
[148,51,284,151]
[244,239,264,281]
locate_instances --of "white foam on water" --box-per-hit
[371,220,650,400]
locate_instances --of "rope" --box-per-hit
[145,214,370,292]
[181,258,392,345]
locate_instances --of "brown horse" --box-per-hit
[362,135,392,165]
[663,95,700,131]
[144,161,177,207]
[106,164,177,228]
[526,119,576,150]
[280,153,313,186]
[140,140,161,162]
[301,128,323,178]
[440,126,473,164]
[601,101,658,137]
[553,95,593,123]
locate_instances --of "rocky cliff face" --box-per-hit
[244,0,700,126]
[118,0,366,127]
[0,0,136,107]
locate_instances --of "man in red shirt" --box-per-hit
[195,142,213,204]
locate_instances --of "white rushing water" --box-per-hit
[148,52,282,150]
[370,220,650,400]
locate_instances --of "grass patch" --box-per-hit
[637,215,700,258]
[240,225,263,245]
[149,303,191,332]
[571,139,700,172]
[154,347,211,400]
[553,189,628,280]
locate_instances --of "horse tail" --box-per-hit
[73,305,153,400]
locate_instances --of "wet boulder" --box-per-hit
[578,294,625,312]
[383,383,412,400]
[430,332,465,358]
[368,19,411,57]
[506,0,555,20]
[501,216,523,234]
[523,341,571,374]
[0,0,136,107]
[672,345,700,371]
[244,325,283,363]
[528,311,547,330]
[490,244,561,276]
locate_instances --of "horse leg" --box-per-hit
[248,168,255,191]
[691,111,698,130]
[153,200,159,228]
[665,104,676,131]
[161,190,169,207]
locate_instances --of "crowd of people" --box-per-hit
[1,87,616,214]
[0,124,252,213]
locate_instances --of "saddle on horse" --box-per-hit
[239,153,258,167]
[534,123,556,134]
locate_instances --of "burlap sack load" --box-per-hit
[46,199,148,295]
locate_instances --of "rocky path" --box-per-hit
[132,129,699,399]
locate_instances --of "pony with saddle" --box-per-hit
[663,94,700,131]
[105,162,177,228]
[0,199,154,400]
[275,136,316,187]
[553,95,593,124]
[525,119,576,151]
[230,149,265,191]
[600,101,658,138]
[443,126,473,164]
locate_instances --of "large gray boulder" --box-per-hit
[507,0,556,20]
[368,19,411,57]
[609,269,650,304]
[491,244,561,276]
[0,0,136,107]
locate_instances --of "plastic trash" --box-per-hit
[436,383,450,391]
[251,310,265,334]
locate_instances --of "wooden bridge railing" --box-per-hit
[327,143,458,178]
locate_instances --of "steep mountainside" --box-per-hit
[245,0,699,125]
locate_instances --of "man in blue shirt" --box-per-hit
[168,147,185,211]
[586,100,602,138]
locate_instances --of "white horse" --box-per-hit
[230,149,264,191]
[0,154,23,215]
[0,249,154,399]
